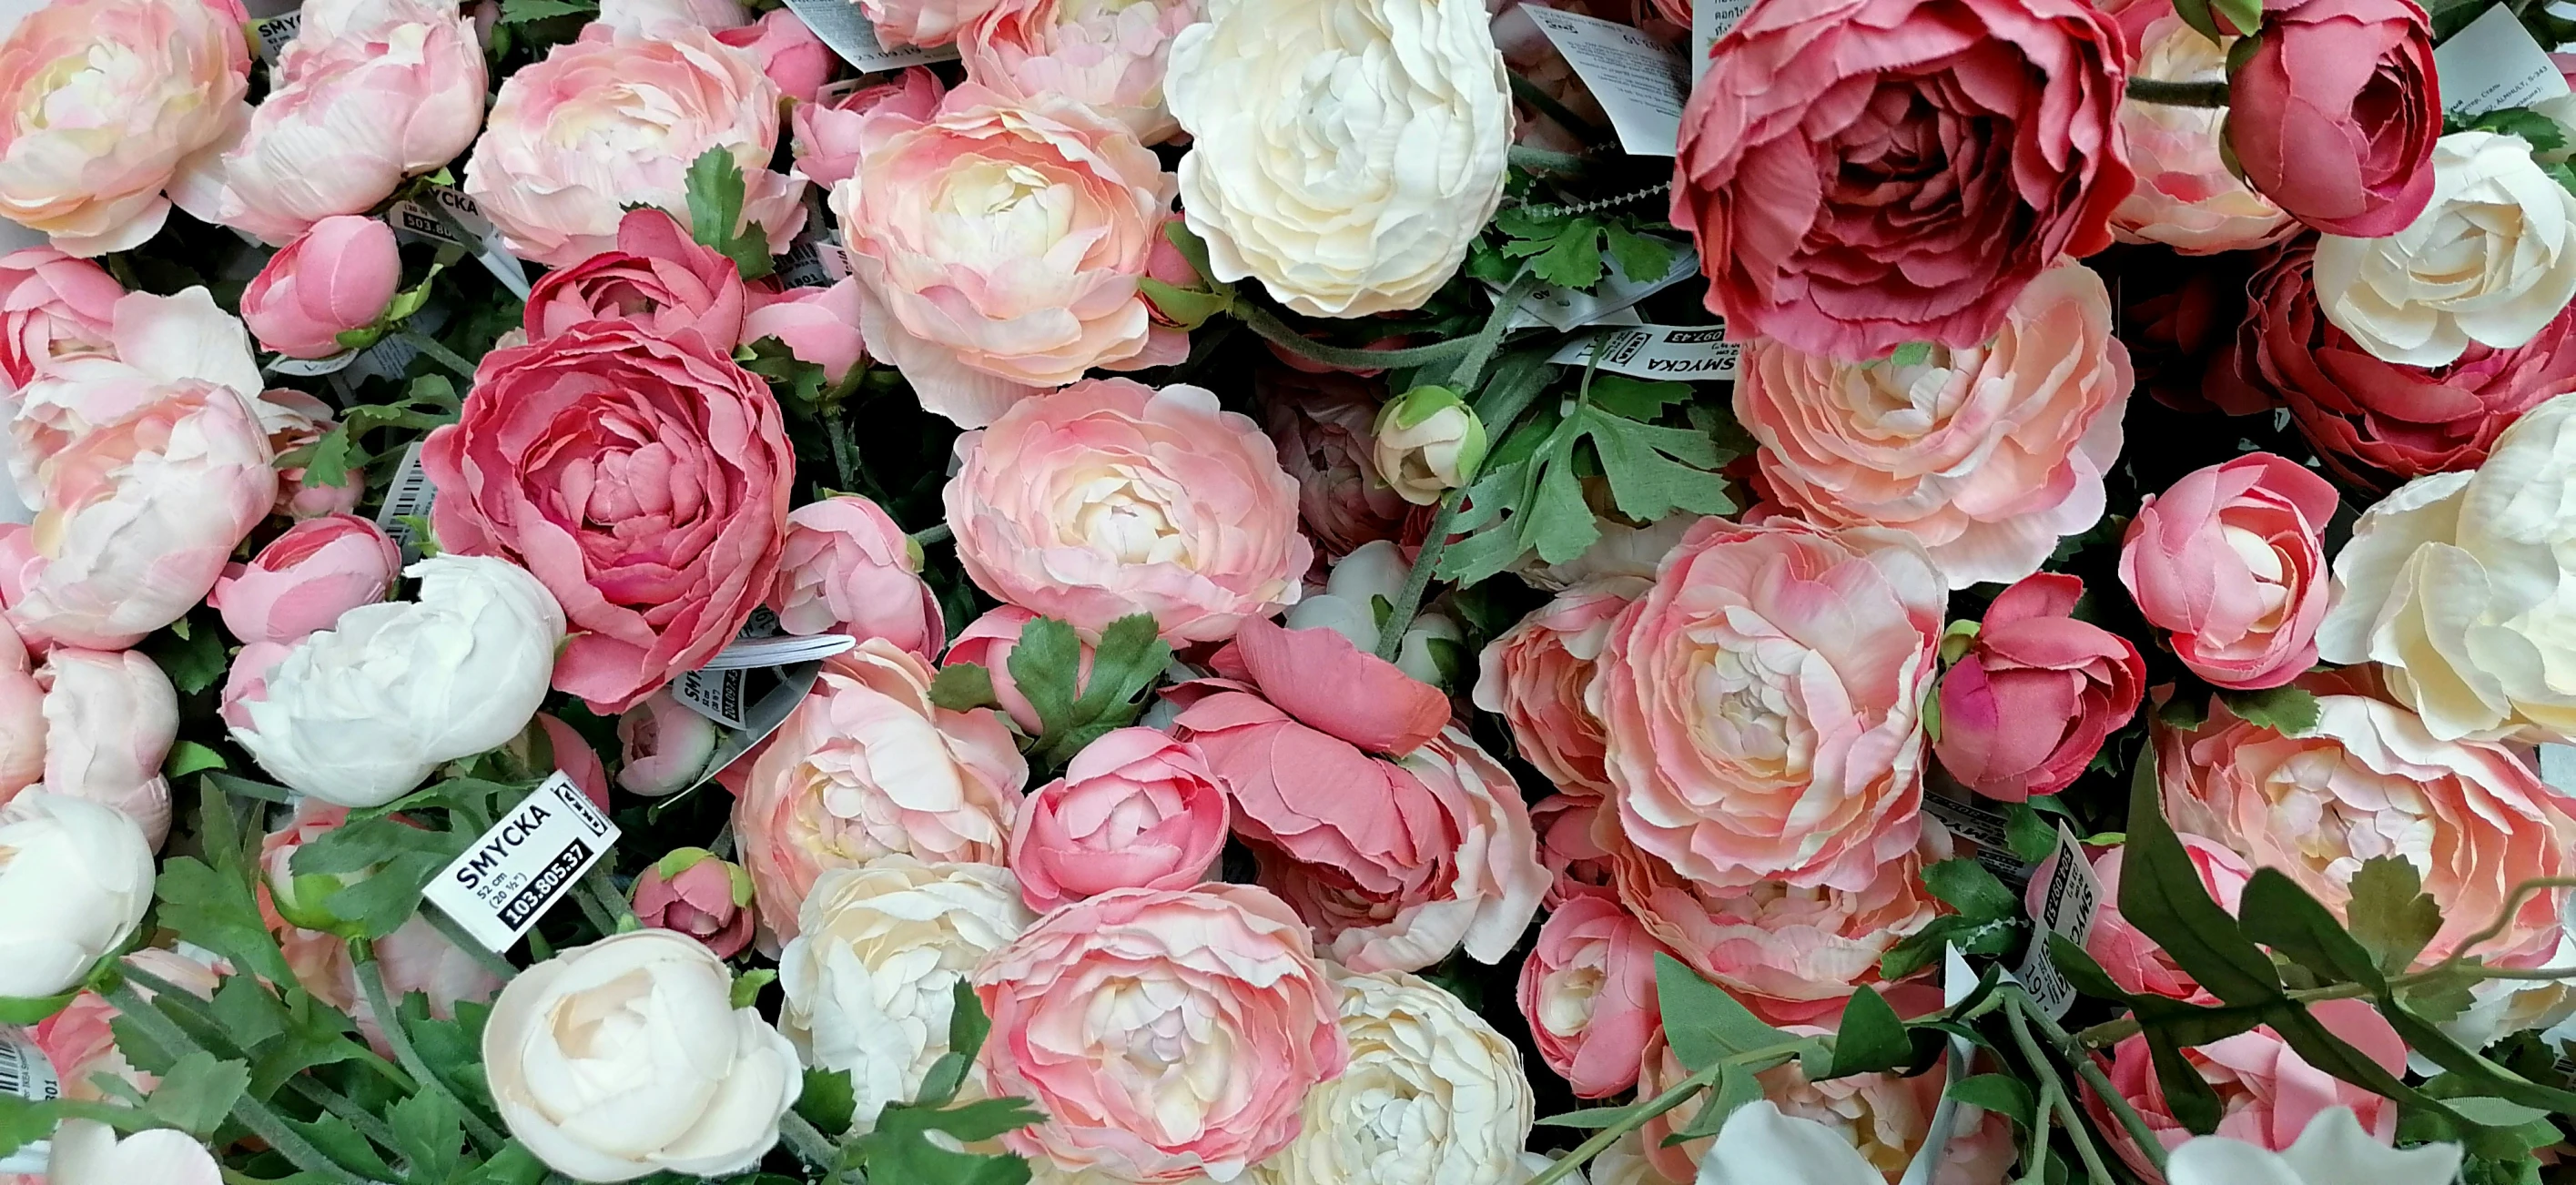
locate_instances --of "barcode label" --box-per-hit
[2012,823,2103,1019]
[781,0,960,71]
[1922,791,2027,881]
[375,443,436,561]
[422,773,620,951]
[0,1029,58,1101]
[390,186,532,299]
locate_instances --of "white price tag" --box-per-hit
[2010,823,2103,1020]
[1502,244,1699,331]
[2541,744,2576,794]
[1521,6,1689,156]
[2436,5,2570,117]
[374,443,436,562]
[423,773,620,952]
[673,667,750,729]
[1922,790,2028,882]
[776,192,850,289]
[268,349,359,377]
[699,633,857,672]
[1690,0,1750,84]
[250,12,302,63]
[1549,322,1739,379]
[781,0,959,72]
[390,187,532,299]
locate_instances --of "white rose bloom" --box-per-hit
[2314,131,2576,368]
[482,929,802,1183]
[777,858,1033,1129]
[0,792,154,998]
[1252,966,1533,1185]
[2319,391,2576,741]
[231,555,563,806]
[1165,0,1510,318]
[2167,1108,2459,1185]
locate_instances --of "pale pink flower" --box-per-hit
[0,248,118,388]
[715,8,830,104]
[1518,895,1664,1098]
[960,0,1204,145]
[2108,15,2295,253]
[2121,453,2336,691]
[1007,727,1228,912]
[772,493,942,659]
[208,515,401,646]
[791,67,946,189]
[1254,367,1405,558]
[1473,579,1636,803]
[862,0,1002,48]
[35,648,176,846]
[253,389,363,520]
[239,217,402,360]
[22,948,220,1103]
[744,279,866,382]
[2093,999,2406,1174]
[615,690,721,797]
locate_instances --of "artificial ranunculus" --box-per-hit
[209,515,401,646]
[0,792,153,998]
[1592,517,1942,891]
[778,858,1032,1127]
[632,849,754,959]
[1516,895,1661,1099]
[1532,794,1617,906]
[258,800,505,1031]
[240,217,401,360]
[735,641,1027,939]
[941,604,1081,735]
[743,280,865,382]
[1672,0,2127,360]
[0,617,41,805]
[829,85,1181,425]
[8,285,260,491]
[615,691,721,797]
[253,389,364,520]
[863,0,1002,47]
[960,0,1203,145]
[19,948,221,1105]
[2093,999,2404,1174]
[2110,16,2294,253]
[1008,728,1227,912]
[2118,453,2335,691]
[596,0,745,33]
[36,647,176,846]
[0,0,248,255]
[2223,0,2437,239]
[1738,258,2131,588]
[45,1123,220,1185]
[773,494,941,659]
[1220,613,1450,757]
[945,380,1308,643]
[0,248,117,388]
[484,929,802,1183]
[1256,367,1405,558]
[170,0,484,245]
[231,556,566,808]
[1472,580,1636,803]
[2163,1108,2462,1185]
[973,885,1347,1184]
[1372,386,1486,507]
[1933,573,2144,802]
[790,67,946,189]
[2029,836,2250,1000]
[2311,133,2576,371]
[715,9,829,104]
[523,208,745,351]
[462,25,803,268]
[422,319,792,712]
[1165,0,1508,319]
[1279,541,1464,689]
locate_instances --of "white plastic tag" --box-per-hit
[390,187,532,299]
[0,1020,65,1173]
[672,667,750,729]
[1550,322,1739,379]
[2541,744,2576,793]
[782,0,959,72]
[2011,823,2103,1020]
[374,443,436,562]
[1922,790,2028,882]
[2435,5,2570,116]
[1521,7,1689,156]
[423,773,620,951]
[268,349,359,377]
[250,12,301,63]
[1504,245,1699,332]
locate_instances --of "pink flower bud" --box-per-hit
[743,279,866,382]
[208,515,401,645]
[615,690,721,798]
[631,848,753,957]
[715,9,832,105]
[0,248,120,389]
[790,67,945,188]
[240,217,401,360]
[771,493,941,657]
[1007,728,1227,912]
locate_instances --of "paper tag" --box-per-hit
[1922,791,2027,882]
[1690,0,1750,84]
[1898,947,1979,1185]
[392,187,532,299]
[2436,5,2571,116]
[0,1028,56,1174]
[268,349,359,377]
[700,633,857,672]
[423,773,620,951]
[781,0,960,72]
[674,668,750,729]
[2010,823,2103,1020]
[374,443,436,562]
[250,12,302,63]
[1503,244,1699,331]
[1522,6,1689,156]
[776,192,848,289]
[1550,322,1739,379]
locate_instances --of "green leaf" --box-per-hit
[797,1068,858,1137]
[2208,0,2259,33]
[1881,914,2020,980]
[2145,1028,2225,1135]
[2003,803,2060,865]
[1138,278,1231,331]
[1600,224,1678,286]
[388,1089,466,1183]
[2347,856,2442,976]
[2045,933,2129,1003]
[1889,341,1932,367]
[683,149,776,280]
[1921,859,2020,922]
[1529,217,1607,289]
[915,1052,971,1110]
[320,850,451,939]
[1655,954,1813,1071]
[144,1052,249,1135]
[282,1112,398,1180]
[497,0,593,22]
[2444,1097,2554,1129]
[1948,1075,2037,1129]
[462,1141,551,1185]
[1537,1106,1638,1129]
[145,615,228,695]
[1009,613,1172,772]
[2219,685,2320,736]
[157,855,295,988]
[948,979,993,1064]
[1668,1061,1763,1142]
[1577,402,1734,524]
[1586,376,1692,421]
[0,1097,56,1158]
[731,969,776,1011]
[2236,868,2387,991]
[2117,750,2284,1008]
[2378,1001,2576,1117]
[1822,986,1912,1079]
[0,991,76,1024]
[163,741,227,779]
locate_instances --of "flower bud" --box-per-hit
[615,691,722,798]
[240,216,402,360]
[632,847,754,959]
[0,792,155,998]
[1372,385,1486,505]
[209,515,401,646]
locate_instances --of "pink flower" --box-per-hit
[614,690,721,797]
[36,648,177,846]
[462,25,803,268]
[1255,367,1405,558]
[1220,615,1449,756]
[861,0,1002,49]
[1473,580,1635,803]
[829,85,1181,425]
[2031,837,2251,1001]
[1739,259,2132,587]
[959,0,1204,145]
[1007,727,1227,913]
[595,0,747,33]
[790,67,946,190]
[23,949,221,1103]
[1671,0,2129,360]
[2119,453,2335,691]
[772,493,942,659]
[940,603,1086,734]
[0,248,119,388]
[2224,0,2438,238]
[208,515,401,646]
[511,713,609,811]
[1933,572,2145,802]
[421,319,793,712]
[1593,517,1942,892]
[0,0,248,255]
[632,848,754,958]
[239,218,402,360]
[715,8,830,104]
[1518,895,1664,1099]
[743,279,866,382]
[0,617,42,806]
[2109,15,2295,253]
[259,802,502,1045]
[253,389,364,520]
[522,208,748,350]
[972,885,1347,1184]
[217,640,291,731]
[2092,999,2405,1173]
[1533,793,1618,906]
[734,641,1027,939]
[946,380,1308,643]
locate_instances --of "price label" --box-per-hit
[374,443,437,562]
[0,1025,63,1174]
[2010,823,2103,1020]
[1521,6,1689,156]
[1549,322,1739,379]
[423,773,620,951]
[250,12,302,63]
[780,0,959,72]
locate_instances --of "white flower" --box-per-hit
[1692,1100,1881,1185]
[1283,539,1465,685]
[1165,0,1510,318]
[0,792,153,998]
[1251,966,1534,1185]
[232,555,565,806]
[1373,387,1486,506]
[2314,131,2576,367]
[777,858,1033,1129]
[2166,1107,2460,1185]
[482,929,802,1183]
[45,1122,221,1185]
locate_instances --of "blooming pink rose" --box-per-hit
[463,25,803,267]
[2092,998,2404,1174]
[171,0,485,245]
[1254,367,1405,558]
[2224,0,2438,238]
[1008,727,1227,912]
[0,0,248,255]
[0,248,118,388]
[421,319,793,712]
[973,885,1347,1184]
[1671,0,2129,360]
[252,389,364,520]
[2029,837,2250,1001]
[940,604,1087,734]
[35,648,177,846]
[1933,572,2145,802]
[209,515,401,646]
[1533,793,1618,906]
[0,616,42,806]
[1593,517,1942,892]
[632,848,754,958]
[790,67,946,189]
[2109,15,2295,253]
[947,380,1308,643]
[715,9,830,104]
[959,0,1203,145]
[1518,895,1663,1099]
[522,208,748,350]
[772,493,942,659]
[1739,260,2132,587]
[862,0,1002,48]
[743,279,866,382]
[1474,580,1638,804]
[734,641,1027,938]
[2119,452,2335,691]
[240,219,402,361]
[614,690,721,797]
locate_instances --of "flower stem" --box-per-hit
[1522,1039,1815,1185]
[910,522,952,547]
[397,331,478,380]
[116,966,406,1154]
[1507,144,1596,176]
[1447,273,1539,393]
[1374,489,1465,665]
[2015,990,2165,1175]
[351,941,508,1154]
[2125,78,2230,107]
[99,982,384,1185]
[1230,299,1477,372]
[2003,992,2127,1180]
[777,1109,842,1175]
[2017,1077,2058,1185]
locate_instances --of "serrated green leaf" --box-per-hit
[1586,376,1691,420]
[798,1068,858,1137]
[948,979,992,1064]
[157,856,295,988]
[1011,613,1171,773]
[2044,933,2129,1003]
[2237,868,2385,990]
[1529,218,1607,289]
[389,1089,466,1182]
[1601,224,1678,286]
[683,149,776,280]
[2220,685,2320,736]
[2348,856,2442,976]
[1921,859,2020,922]
[914,1052,970,1110]
[144,1052,249,1135]
[2004,804,2059,865]
[145,616,228,695]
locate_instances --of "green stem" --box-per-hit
[397,331,478,380]
[777,1109,842,1174]
[827,407,858,493]
[579,863,634,934]
[2003,993,2125,1182]
[1507,145,1594,175]
[1522,1039,1815,1185]
[113,967,405,1153]
[1506,77,1607,141]
[2017,1076,2058,1185]
[2125,78,2229,107]
[99,983,382,1185]
[421,906,520,983]
[2018,991,2165,1175]
[1447,273,1539,392]
[351,943,507,1154]
[909,522,952,547]
[1230,299,1478,372]
[1374,489,1465,665]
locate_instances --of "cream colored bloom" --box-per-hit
[1165,0,1509,318]
[2166,1108,2460,1185]
[1372,386,1486,506]
[2314,132,2576,368]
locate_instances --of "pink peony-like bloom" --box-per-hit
[830,84,1182,426]
[253,389,363,520]
[35,647,176,846]
[1592,516,1942,892]
[1533,793,1618,906]
[1472,580,1635,803]
[1738,259,2131,589]
[2108,15,2295,253]
[715,8,830,104]
[614,690,721,798]
[462,25,803,268]
[595,0,747,33]
[959,0,1204,145]
[1933,572,2145,802]
[734,641,1027,939]
[170,0,485,245]
[972,884,1347,1184]
[772,494,942,660]
[0,248,118,389]
[1518,895,1664,1099]
[946,379,1308,643]
[239,217,402,360]
[790,67,946,190]
[1007,727,1228,912]
[744,280,866,383]
[522,208,747,350]
[862,0,1002,49]
[1254,367,1405,558]
[2029,837,2251,1001]
[1671,0,2129,360]
[0,0,248,255]
[1220,614,1449,756]
[631,848,754,958]
[0,616,43,806]
[941,604,1087,735]
[421,319,793,713]
[2223,0,2437,238]
[2119,453,2335,691]
[208,515,401,646]
[2091,999,2405,1174]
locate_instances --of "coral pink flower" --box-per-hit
[1518,895,1665,1099]
[1007,727,1227,912]
[631,848,754,958]
[1473,580,1637,803]
[2223,0,2437,238]
[521,208,747,350]
[1933,572,2145,802]
[2028,837,2252,1000]
[208,515,401,646]
[0,248,119,388]
[2119,453,2335,691]
[2091,999,2406,1175]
